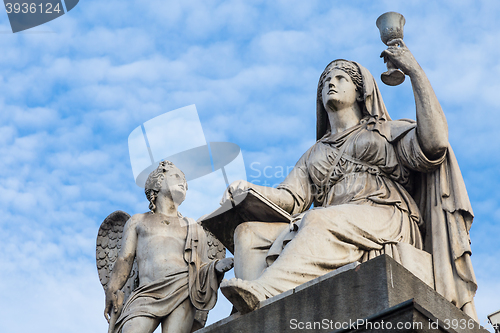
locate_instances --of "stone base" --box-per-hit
[199,255,488,333]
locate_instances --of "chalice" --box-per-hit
[376,12,406,86]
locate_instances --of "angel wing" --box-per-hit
[96,212,227,332]
[204,226,226,261]
[96,210,139,304]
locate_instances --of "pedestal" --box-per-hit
[199,255,488,332]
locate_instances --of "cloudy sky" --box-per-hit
[0,0,499,332]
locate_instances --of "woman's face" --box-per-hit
[321,68,360,112]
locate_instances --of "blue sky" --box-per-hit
[0,0,499,332]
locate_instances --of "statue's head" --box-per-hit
[319,60,366,126]
[319,60,363,96]
[145,161,187,212]
[316,59,391,140]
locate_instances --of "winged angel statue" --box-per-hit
[96,161,233,333]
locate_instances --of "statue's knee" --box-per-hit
[234,222,256,248]
[301,210,322,227]
[301,208,345,229]
[235,222,253,238]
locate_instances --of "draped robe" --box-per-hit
[113,218,221,333]
[242,60,477,317]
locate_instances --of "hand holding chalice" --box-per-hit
[376,12,406,86]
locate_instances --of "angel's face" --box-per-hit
[160,167,187,205]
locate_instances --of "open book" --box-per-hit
[200,188,292,254]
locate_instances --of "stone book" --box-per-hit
[201,188,292,253]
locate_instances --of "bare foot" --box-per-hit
[220,278,266,314]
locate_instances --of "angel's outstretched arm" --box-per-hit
[104,216,138,321]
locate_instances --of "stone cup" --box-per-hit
[376,12,406,86]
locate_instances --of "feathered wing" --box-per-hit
[196,214,227,261]
[96,210,140,304]
[96,212,226,332]
[204,226,226,261]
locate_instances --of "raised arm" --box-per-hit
[382,39,448,159]
[104,217,138,322]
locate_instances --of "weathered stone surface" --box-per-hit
[218,46,478,320]
[396,242,434,288]
[97,162,232,333]
[200,256,488,333]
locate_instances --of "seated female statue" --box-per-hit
[220,39,477,320]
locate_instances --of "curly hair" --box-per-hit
[144,161,179,213]
[317,59,363,101]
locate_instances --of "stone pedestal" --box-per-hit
[200,255,488,333]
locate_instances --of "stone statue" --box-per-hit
[96,161,234,333]
[219,39,478,321]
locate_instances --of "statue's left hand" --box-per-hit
[104,290,119,323]
[215,257,234,274]
[380,38,420,76]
